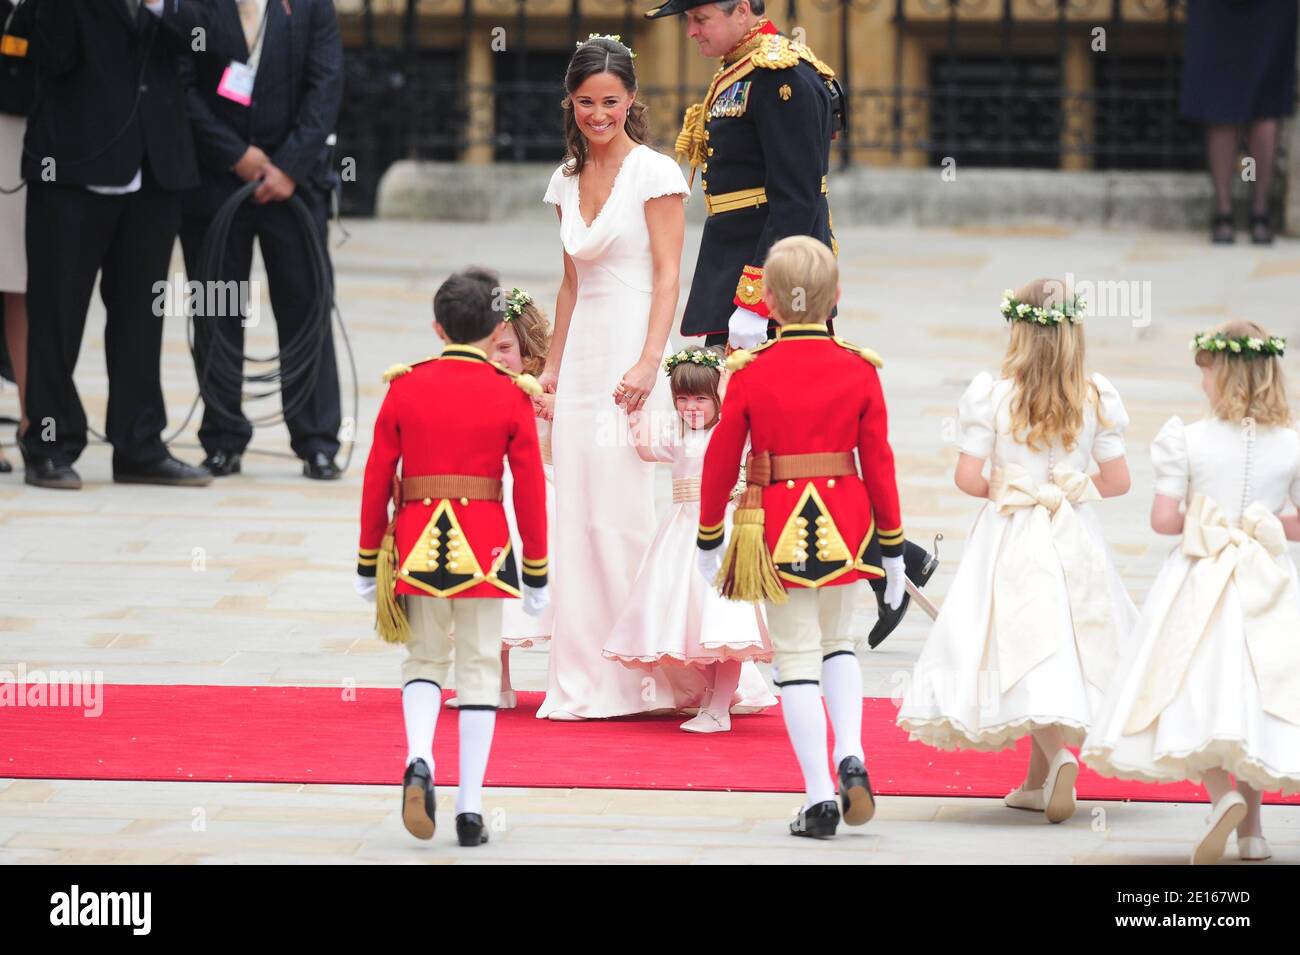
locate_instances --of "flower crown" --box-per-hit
[663,348,724,376]
[999,288,1086,326]
[578,33,636,59]
[504,287,533,323]
[1191,331,1286,359]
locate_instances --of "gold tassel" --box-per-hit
[674,102,707,174]
[716,508,788,604]
[374,531,411,644]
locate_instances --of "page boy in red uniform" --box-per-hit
[355,266,549,847]
[697,235,906,839]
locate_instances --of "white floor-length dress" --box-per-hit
[537,144,772,718]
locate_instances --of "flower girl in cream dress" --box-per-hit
[1083,320,1300,865]
[896,279,1138,823]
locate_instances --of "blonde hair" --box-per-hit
[763,235,837,323]
[669,346,724,430]
[1000,278,1097,452]
[1195,319,1291,426]
[509,301,552,377]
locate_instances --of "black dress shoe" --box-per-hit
[455,812,489,846]
[867,538,941,649]
[0,450,11,474]
[837,755,876,826]
[201,449,242,477]
[113,454,213,487]
[302,451,340,481]
[401,758,436,840]
[24,457,82,490]
[790,800,840,839]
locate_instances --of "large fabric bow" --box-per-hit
[1124,494,1300,733]
[991,463,1117,694]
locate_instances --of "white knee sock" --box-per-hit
[402,680,440,771]
[780,683,835,808]
[455,708,497,815]
[821,653,865,766]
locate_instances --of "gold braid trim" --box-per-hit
[832,336,884,369]
[490,361,543,396]
[674,101,709,173]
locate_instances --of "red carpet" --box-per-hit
[1,684,1296,804]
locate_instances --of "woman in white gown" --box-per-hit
[536,35,771,719]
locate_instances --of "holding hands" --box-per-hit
[613,357,657,411]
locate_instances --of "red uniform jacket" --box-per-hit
[357,344,548,599]
[698,323,904,589]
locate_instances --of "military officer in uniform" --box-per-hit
[696,236,904,838]
[647,0,936,647]
[355,266,549,847]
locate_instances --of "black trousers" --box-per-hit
[21,171,179,468]
[179,187,340,459]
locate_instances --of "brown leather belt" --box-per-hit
[745,451,856,487]
[394,474,503,506]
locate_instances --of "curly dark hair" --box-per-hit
[560,37,651,176]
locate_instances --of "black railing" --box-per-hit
[335,0,1201,214]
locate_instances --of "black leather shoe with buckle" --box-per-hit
[401,758,436,840]
[837,755,876,826]
[455,812,489,846]
[790,800,840,839]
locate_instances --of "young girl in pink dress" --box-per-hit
[446,288,556,709]
[603,346,774,732]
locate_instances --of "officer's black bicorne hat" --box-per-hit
[644,0,723,18]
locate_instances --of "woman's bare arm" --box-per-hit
[541,205,577,392]
[614,194,684,410]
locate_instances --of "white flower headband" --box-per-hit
[504,287,533,323]
[1191,331,1286,359]
[999,288,1086,326]
[663,348,724,376]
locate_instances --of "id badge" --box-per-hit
[217,61,256,106]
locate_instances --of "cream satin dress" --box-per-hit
[1082,416,1300,794]
[896,372,1138,750]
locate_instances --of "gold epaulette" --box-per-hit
[382,357,435,383]
[750,35,836,81]
[490,361,543,396]
[725,337,778,372]
[832,336,883,369]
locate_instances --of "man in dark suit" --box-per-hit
[20,0,218,489]
[180,0,343,480]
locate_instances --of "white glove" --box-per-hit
[697,547,724,585]
[727,306,769,350]
[882,555,906,611]
[522,583,550,617]
[354,574,377,604]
